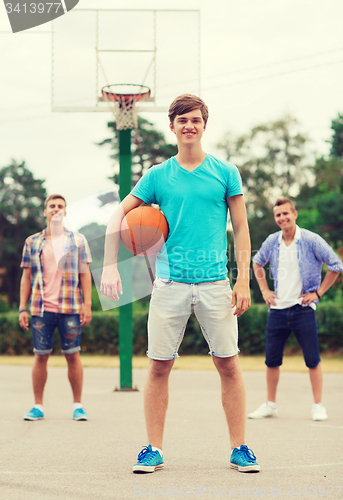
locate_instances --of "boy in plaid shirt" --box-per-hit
[19,194,92,421]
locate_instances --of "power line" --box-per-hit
[157,46,343,92]
[0,113,52,124]
[202,46,343,82]
[201,58,343,92]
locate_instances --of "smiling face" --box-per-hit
[273,202,298,231]
[169,109,206,146]
[44,197,66,224]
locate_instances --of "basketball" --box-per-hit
[120,206,169,256]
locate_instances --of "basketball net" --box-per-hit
[101,84,151,130]
[113,96,138,130]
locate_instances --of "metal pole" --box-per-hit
[118,128,134,390]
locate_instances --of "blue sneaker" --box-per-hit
[230,445,260,473]
[73,407,88,421]
[133,445,164,473]
[23,407,44,421]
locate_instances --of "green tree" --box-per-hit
[330,112,343,158]
[97,116,178,188]
[0,160,46,307]
[289,112,343,298]
[218,115,309,218]
[296,156,343,299]
[296,109,343,249]
[218,116,310,302]
[297,154,343,244]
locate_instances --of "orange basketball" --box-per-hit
[120,206,169,256]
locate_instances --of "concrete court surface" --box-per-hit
[0,364,342,500]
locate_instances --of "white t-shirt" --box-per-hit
[271,233,315,310]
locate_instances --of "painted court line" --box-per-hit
[268,462,343,471]
[0,471,110,475]
[309,424,343,429]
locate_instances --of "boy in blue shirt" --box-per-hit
[101,94,259,473]
[249,198,343,421]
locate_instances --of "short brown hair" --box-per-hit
[44,194,67,209]
[273,197,296,212]
[168,94,209,125]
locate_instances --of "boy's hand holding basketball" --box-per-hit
[100,265,123,301]
[231,279,251,317]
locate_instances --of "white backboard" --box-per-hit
[51,8,201,113]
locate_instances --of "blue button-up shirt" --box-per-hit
[253,226,343,301]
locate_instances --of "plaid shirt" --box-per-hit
[253,226,343,301]
[21,228,92,317]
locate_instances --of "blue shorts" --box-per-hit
[265,304,320,369]
[31,312,82,355]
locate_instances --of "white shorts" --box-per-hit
[147,277,239,360]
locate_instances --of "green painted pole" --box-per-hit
[118,128,133,390]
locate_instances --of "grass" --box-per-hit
[0,354,342,372]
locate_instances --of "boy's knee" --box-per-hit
[213,355,240,378]
[64,351,80,363]
[34,353,50,365]
[306,359,321,369]
[149,359,174,377]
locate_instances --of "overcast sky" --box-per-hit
[1,0,342,231]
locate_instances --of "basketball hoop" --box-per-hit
[101,84,151,130]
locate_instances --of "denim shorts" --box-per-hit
[265,304,320,369]
[147,277,239,360]
[31,312,82,355]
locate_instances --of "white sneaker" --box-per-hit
[248,402,278,419]
[312,403,328,421]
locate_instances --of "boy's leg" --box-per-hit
[145,279,191,448]
[213,355,260,472]
[58,314,83,402]
[144,358,175,450]
[309,363,327,420]
[264,308,291,403]
[309,364,323,403]
[292,306,322,402]
[212,355,246,449]
[32,353,50,404]
[133,280,190,472]
[30,313,55,404]
[247,309,289,418]
[195,280,246,439]
[65,351,83,403]
[266,366,280,403]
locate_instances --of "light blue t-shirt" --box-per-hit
[131,154,243,283]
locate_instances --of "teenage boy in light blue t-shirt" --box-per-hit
[101,94,260,474]
[131,153,243,282]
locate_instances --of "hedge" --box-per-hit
[0,302,342,356]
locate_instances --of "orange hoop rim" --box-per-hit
[101,84,151,103]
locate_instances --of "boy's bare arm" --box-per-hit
[227,195,251,317]
[100,194,144,300]
[252,262,278,306]
[79,263,92,326]
[19,268,31,331]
